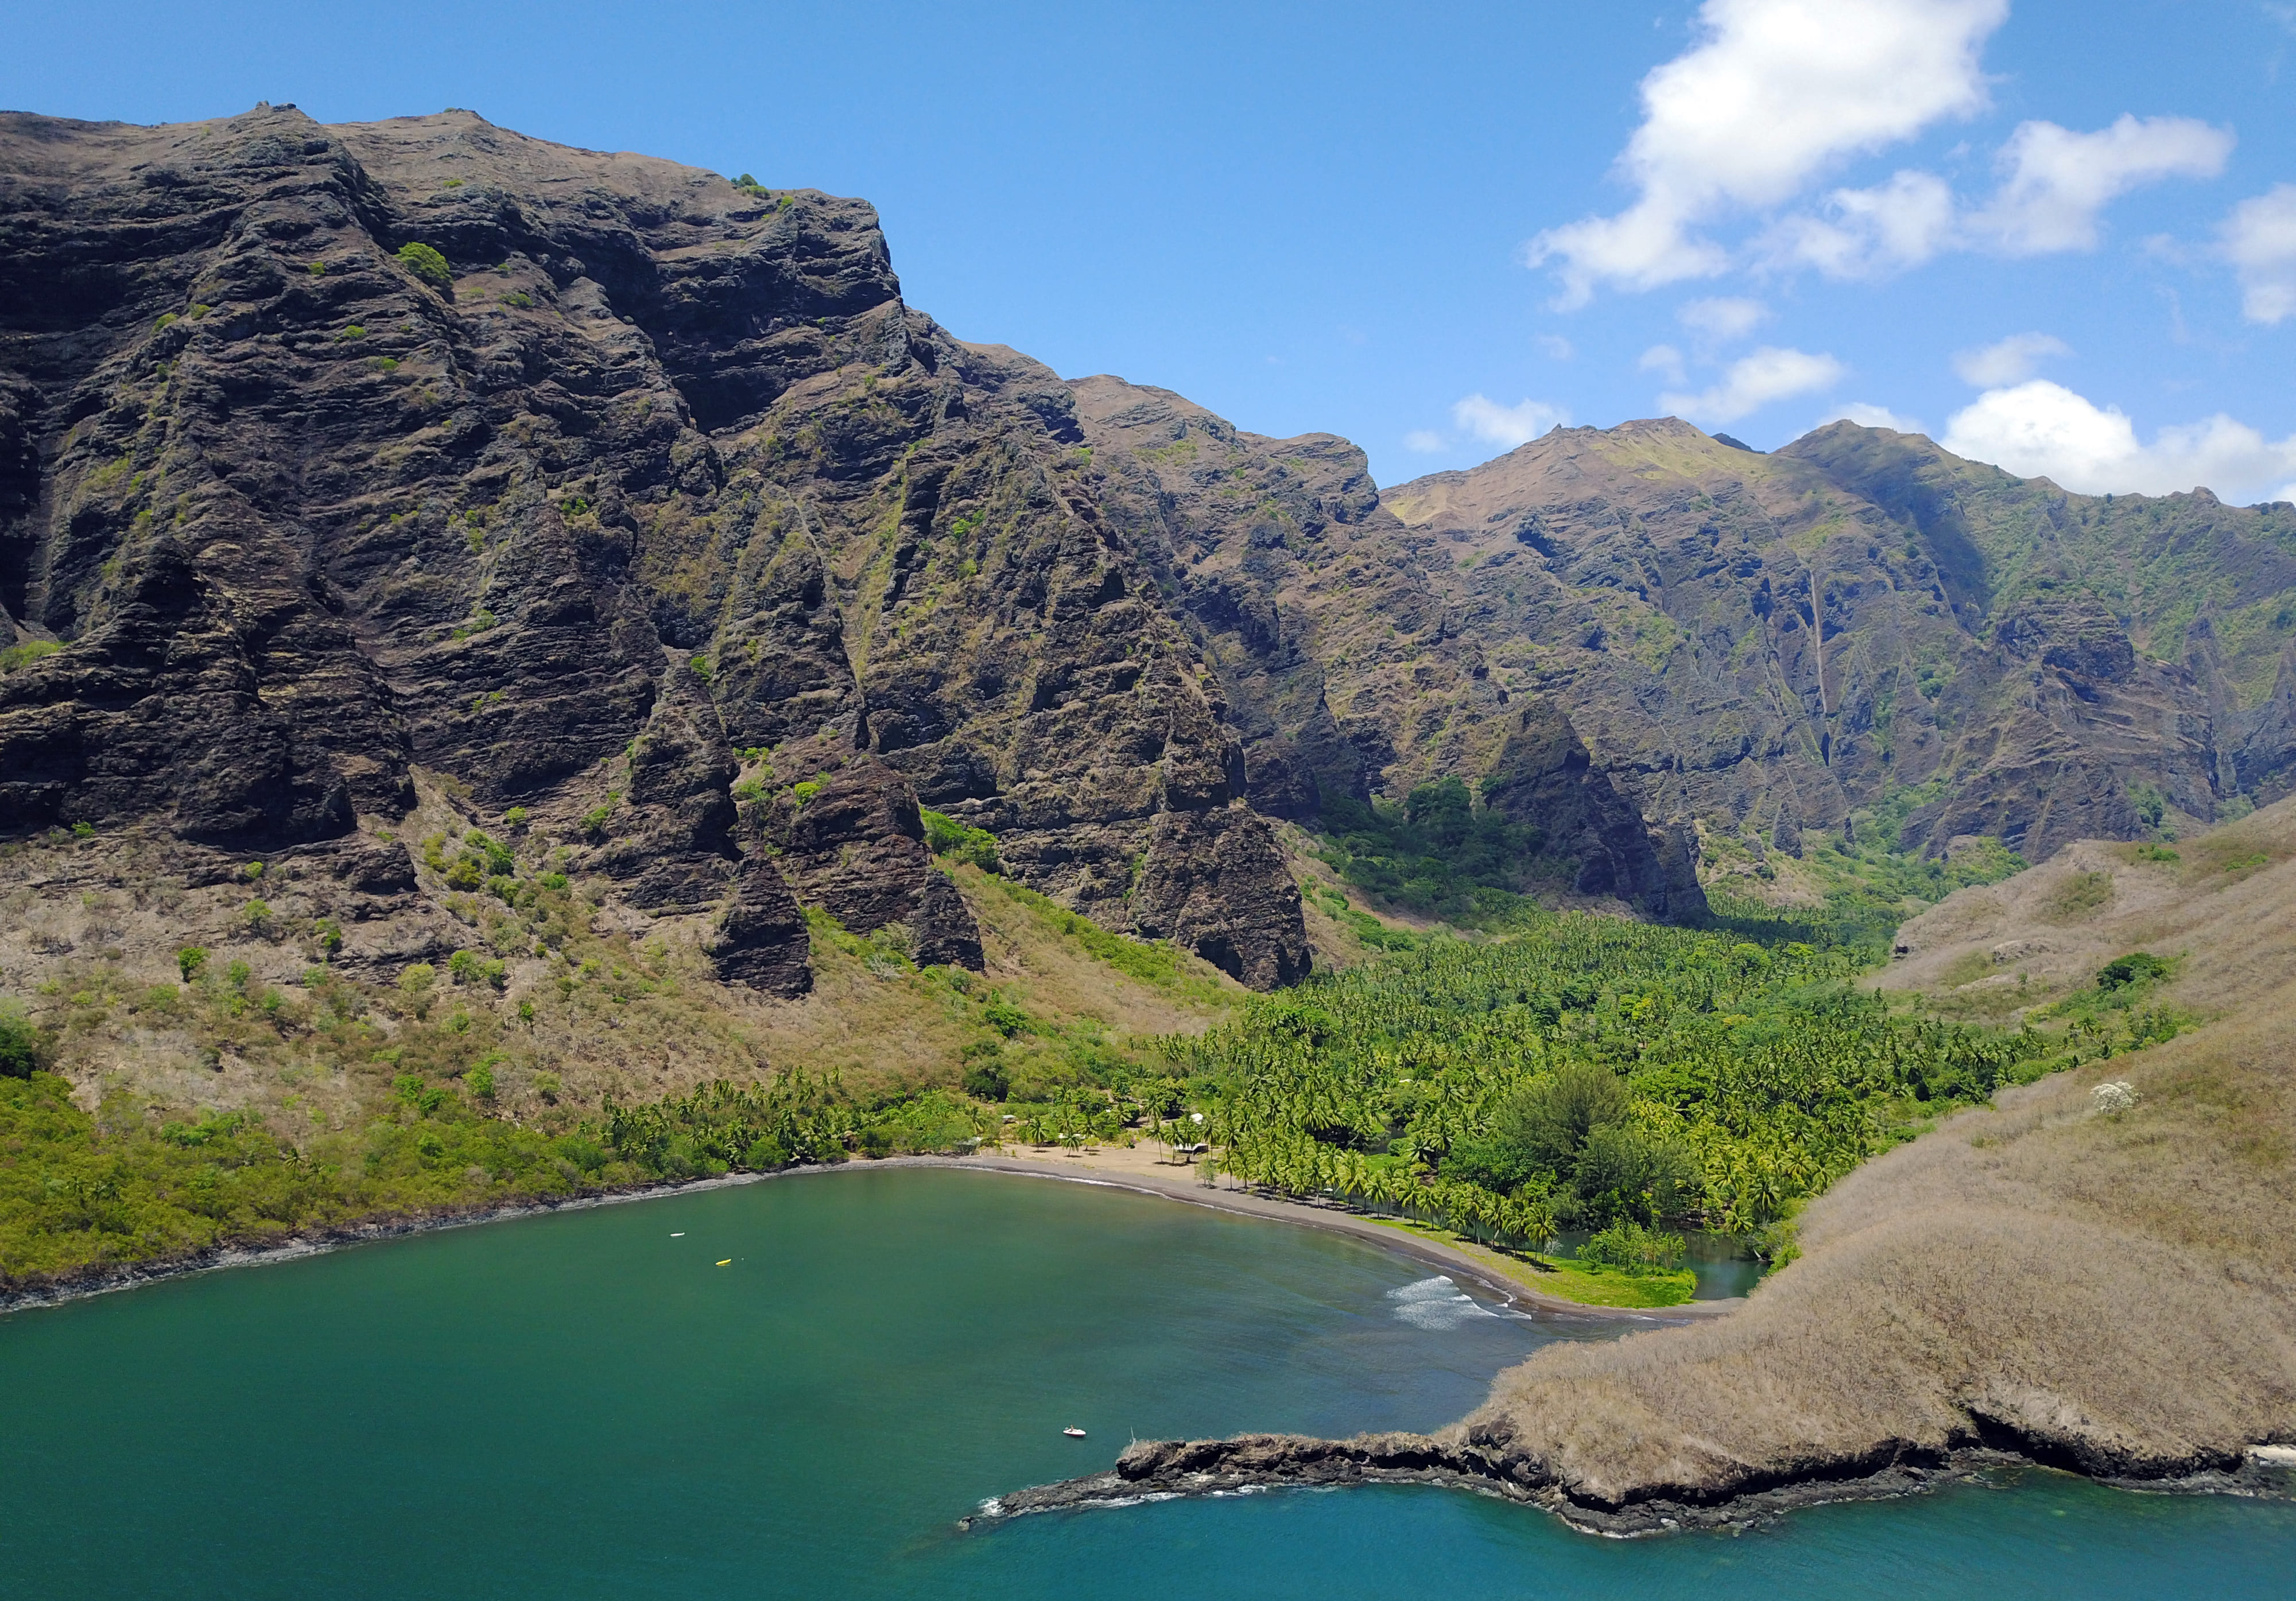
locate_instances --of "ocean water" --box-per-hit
[1,1166,2288,1599]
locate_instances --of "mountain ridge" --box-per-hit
[7,103,2296,996]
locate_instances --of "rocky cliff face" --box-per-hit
[0,106,1311,988]
[1383,419,2296,860]
[16,104,2264,970]
[1067,376,1700,920]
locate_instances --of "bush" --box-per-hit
[1577,1219,1687,1276]
[922,809,1001,871]
[395,242,452,289]
[177,946,210,983]
[961,1059,1010,1101]
[2097,951,2171,990]
[0,639,61,673]
[1442,1135,1545,1194]
[0,1012,44,1078]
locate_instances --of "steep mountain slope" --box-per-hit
[1384,421,2296,861]
[1068,377,1701,918]
[0,104,1313,988]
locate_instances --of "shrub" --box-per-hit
[313,918,343,958]
[447,949,481,984]
[579,805,612,840]
[242,898,273,934]
[0,639,62,673]
[505,806,529,831]
[2097,952,2171,990]
[961,1058,1011,1101]
[177,946,210,983]
[0,1011,44,1079]
[1578,1219,1687,1276]
[395,242,452,289]
[467,1063,498,1101]
[922,808,1000,872]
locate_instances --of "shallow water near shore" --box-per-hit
[3,1167,2289,1598]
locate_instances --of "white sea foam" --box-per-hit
[1386,1275,1492,1330]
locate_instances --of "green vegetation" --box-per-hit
[1312,778,1549,924]
[1578,1218,1686,1274]
[0,640,61,673]
[0,1010,44,1079]
[1168,913,2069,1284]
[921,809,1000,872]
[394,242,452,289]
[2097,951,2171,990]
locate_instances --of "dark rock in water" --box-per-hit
[706,853,812,996]
[772,758,982,970]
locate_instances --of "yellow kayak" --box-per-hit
[716,1259,732,1266]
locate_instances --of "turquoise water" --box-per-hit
[2,1167,2289,1598]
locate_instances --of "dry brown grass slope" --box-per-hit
[1445,798,2296,1511]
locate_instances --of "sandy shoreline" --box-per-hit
[0,1145,1740,1322]
[951,1148,1737,1323]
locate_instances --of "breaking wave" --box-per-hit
[1385,1276,1493,1331]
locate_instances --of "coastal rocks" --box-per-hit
[971,1432,1507,1526]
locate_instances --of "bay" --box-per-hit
[1,1166,2288,1598]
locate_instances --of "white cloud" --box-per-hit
[1451,395,1570,448]
[1941,379,2296,500]
[1535,333,1576,360]
[1526,0,2006,304]
[1971,115,2233,254]
[1639,343,1689,386]
[1764,168,1958,277]
[2221,183,2296,324]
[1661,345,1848,423]
[1403,429,1448,453]
[1821,402,1924,432]
[1678,296,1770,341]
[1952,332,2072,386]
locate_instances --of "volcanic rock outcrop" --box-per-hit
[0,105,1316,987]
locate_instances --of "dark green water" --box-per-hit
[3,1167,2290,1598]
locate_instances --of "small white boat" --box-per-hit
[1062,1427,1087,1438]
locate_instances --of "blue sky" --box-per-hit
[7,1,2295,499]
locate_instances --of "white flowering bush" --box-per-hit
[2090,1081,2140,1115]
